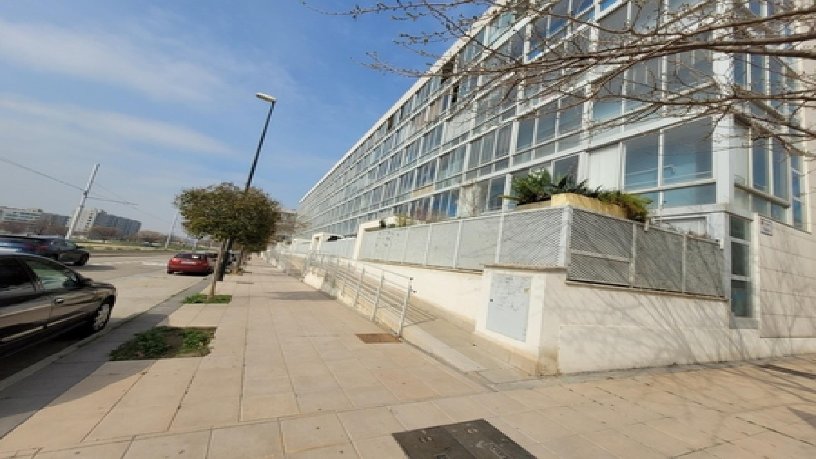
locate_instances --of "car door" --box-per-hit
[21,258,97,328]
[0,257,50,347]
[60,241,82,264]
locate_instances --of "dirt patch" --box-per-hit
[110,326,216,360]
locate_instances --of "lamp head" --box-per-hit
[256,93,277,104]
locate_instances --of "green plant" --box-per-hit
[181,328,214,355]
[505,171,650,222]
[110,327,171,360]
[504,170,554,205]
[110,326,215,360]
[183,293,232,304]
[597,190,652,222]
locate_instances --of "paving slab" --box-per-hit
[1,261,815,458]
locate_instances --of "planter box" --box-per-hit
[516,193,627,219]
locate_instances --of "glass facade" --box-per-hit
[296,2,809,326]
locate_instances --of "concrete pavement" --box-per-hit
[1,262,814,458]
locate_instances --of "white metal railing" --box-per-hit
[273,250,415,337]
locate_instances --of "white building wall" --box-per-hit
[756,219,816,338]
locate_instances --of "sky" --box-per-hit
[0,0,451,233]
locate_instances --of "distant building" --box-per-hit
[75,208,141,237]
[0,207,46,225]
[274,209,297,243]
[0,206,70,234]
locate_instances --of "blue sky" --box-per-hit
[0,0,450,232]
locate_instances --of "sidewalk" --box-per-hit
[0,262,814,458]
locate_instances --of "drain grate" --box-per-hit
[393,419,535,458]
[236,281,254,285]
[356,333,401,344]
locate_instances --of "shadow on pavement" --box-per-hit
[0,278,210,439]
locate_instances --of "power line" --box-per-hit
[2,156,181,228]
[0,156,84,192]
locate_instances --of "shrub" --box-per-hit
[506,172,650,222]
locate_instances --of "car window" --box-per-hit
[64,241,77,250]
[0,258,35,294]
[176,254,205,260]
[22,259,80,290]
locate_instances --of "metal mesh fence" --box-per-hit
[323,206,723,297]
[403,226,430,265]
[498,208,565,266]
[456,216,501,270]
[633,228,684,291]
[567,209,724,296]
[427,221,459,267]
[685,238,725,296]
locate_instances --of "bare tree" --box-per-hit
[0,221,28,234]
[89,226,122,242]
[314,0,815,153]
[133,230,164,244]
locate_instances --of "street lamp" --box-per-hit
[219,93,277,280]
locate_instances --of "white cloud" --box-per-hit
[0,17,229,103]
[0,95,236,157]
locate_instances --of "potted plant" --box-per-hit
[504,170,650,222]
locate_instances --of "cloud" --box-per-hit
[0,17,229,103]
[0,95,236,157]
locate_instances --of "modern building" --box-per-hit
[0,206,70,233]
[74,208,142,237]
[274,209,298,243]
[295,0,814,365]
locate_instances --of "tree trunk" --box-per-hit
[209,240,226,300]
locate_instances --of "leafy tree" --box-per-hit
[174,182,280,297]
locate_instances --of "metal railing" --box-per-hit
[274,250,416,337]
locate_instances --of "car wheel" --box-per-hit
[75,254,89,266]
[82,302,112,335]
[167,269,174,274]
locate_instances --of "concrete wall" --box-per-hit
[358,262,483,328]
[757,219,816,338]
[476,268,816,375]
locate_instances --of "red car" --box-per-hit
[167,253,213,275]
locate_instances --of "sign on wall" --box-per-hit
[760,217,773,236]
[486,274,531,342]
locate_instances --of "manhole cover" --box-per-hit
[356,333,401,344]
[393,419,535,458]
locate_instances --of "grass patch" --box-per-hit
[183,293,232,304]
[110,326,215,360]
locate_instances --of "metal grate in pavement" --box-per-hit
[356,333,401,344]
[393,419,535,458]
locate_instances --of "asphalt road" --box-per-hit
[0,253,207,381]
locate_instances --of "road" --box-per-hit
[0,253,207,382]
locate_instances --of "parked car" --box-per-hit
[167,253,213,275]
[0,253,116,356]
[0,236,90,266]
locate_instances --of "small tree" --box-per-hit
[0,221,28,234]
[89,226,122,242]
[133,230,164,245]
[174,183,280,298]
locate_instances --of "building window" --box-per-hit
[662,118,713,185]
[624,133,659,190]
[553,155,580,183]
[729,216,752,318]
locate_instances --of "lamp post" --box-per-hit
[218,93,277,280]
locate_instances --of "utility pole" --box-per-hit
[164,212,179,249]
[66,163,100,240]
